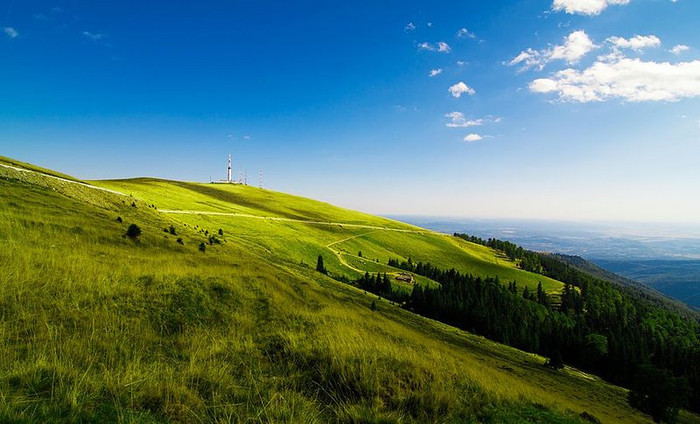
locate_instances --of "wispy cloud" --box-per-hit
[552,0,630,16]
[445,112,502,128]
[463,133,484,142]
[456,28,476,39]
[405,22,416,31]
[418,41,451,53]
[508,30,596,72]
[607,35,661,51]
[3,27,18,38]
[429,68,443,77]
[448,82,476,98]
[670,44,689,55]
[82,31,106,41]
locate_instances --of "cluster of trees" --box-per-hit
[455,233,543,273]
[380,253,700,421]
[356,272,408,301]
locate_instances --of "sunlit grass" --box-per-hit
[0,164,661,422]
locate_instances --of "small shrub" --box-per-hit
[218,228,224,236]
[131,202,136,208]
[358,251,363,257]
[545,351,564,370]
[126,224,142,240]
[370,300,377,311]
[176,238,184,245]
[116,216,122,223]
[198,242,206,253]
[169,225,177,235]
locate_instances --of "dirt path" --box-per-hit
[160,209,432,234]
[325,230,385,274]
[0,162,127,196]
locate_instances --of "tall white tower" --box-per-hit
[227,155,232,183]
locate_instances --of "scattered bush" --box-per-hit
[545,351,564,370]
[176,238,184,245]
[208,236,221,245]
[126,224,142,240]
[169,226,177,235]
[218,228,224,236]
[116,216,122,223]
[198,242,206,253]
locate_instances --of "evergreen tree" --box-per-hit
[316,254,327,274]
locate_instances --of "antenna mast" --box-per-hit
[227,154,232,183]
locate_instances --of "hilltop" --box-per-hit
[1,157,698,423]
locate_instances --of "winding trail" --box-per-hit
[161,209,429,278]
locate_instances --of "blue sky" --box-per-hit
[1,0,699,222]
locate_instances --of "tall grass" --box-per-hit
[0,167,660,423]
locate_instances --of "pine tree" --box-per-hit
[316,254,327,274]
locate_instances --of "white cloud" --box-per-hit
[418,41,451,53]
[457,28,476,39]
[509,30,596,72]
[552,0,630,16]
[445,112,482,127]
[670,44,689,54]
[464,134,483,142]
[448,82,476,98]
[82,31,106,41]
[437,41,451,53]
[445,112,502,128]
[3,27,18,38]
[607,35,661,51]
[529,54,700,102]
[457,60,468,66]
[405,22,416,31]
[429,68,443,77]
[550,30,597,62]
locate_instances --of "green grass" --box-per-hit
[0,162,687,423]
[0,155,83,182]
[92,179,565,294]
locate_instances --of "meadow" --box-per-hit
[0,158,692,422]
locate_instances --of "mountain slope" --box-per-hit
[92,178,565,294]
[550,253,700,321]
[0,159,678,423]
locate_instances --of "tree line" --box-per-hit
[355,235,700,422]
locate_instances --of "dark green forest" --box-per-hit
[351,234,700,421]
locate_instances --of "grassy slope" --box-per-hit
[0,155,82,182]
[0,162,669,423]
[92,178,564,293]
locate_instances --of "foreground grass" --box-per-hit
[0,164,661,423]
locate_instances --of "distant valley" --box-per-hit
[391,216,700,310]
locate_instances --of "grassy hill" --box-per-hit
[92,178,565,294]
[0,159,689,423]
